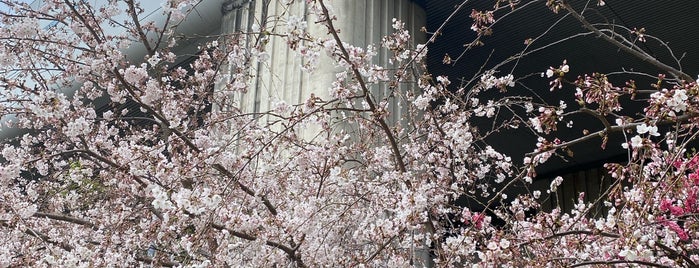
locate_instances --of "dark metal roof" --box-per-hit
[423,1,699,77]
[420,1,699,173]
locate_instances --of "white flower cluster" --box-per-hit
[543,61,569,78]
[120,64,148,85]
[10,17,39,38]
[151,186,174,210]
[64,117,91,140]
[636,123,659,136]
[161,0,195,13]
[140,80,161,106]
[549,176,563,193]
[0,51,15,68]
[413,94,431,110]
[147,52,161,66]
[414,77,445,110]
[171,187,222,215]
[151,186,223,215]
[622,123,660,149]
[480,72,515,90]
[668,89,689,112]
[622,136,643,149]
[650,89,689,115]
[286,15,307,32]
[532,190,541,199]
[474,100,496,118]
[618,246,653,262]
[529,117,543,133]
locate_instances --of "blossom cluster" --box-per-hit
[2,0,699,267]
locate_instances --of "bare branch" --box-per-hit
[560,1,693,81]
[33,212,96,230]
[317,0,407,177]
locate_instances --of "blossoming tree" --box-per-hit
[1,0,698,266]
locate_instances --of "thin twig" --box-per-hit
[560,1,692,81]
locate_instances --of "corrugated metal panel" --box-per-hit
[421,0,699,175]
[540,165,613,217]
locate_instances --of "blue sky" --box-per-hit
[1,0,32,13]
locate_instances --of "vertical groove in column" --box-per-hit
[298,1,308,106]
[252,1,265,114]
[219,0,426,128]
[255,1,278,112]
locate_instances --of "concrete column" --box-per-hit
[220,0,425,125]
[220,2,429,264]
[328,0,427,128]
[220,1,431,264]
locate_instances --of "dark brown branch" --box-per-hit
[656,241,697,267]
[527,112,699,157]
[317,0,407,176]
[43,148,147,188]
[211,223,306,267]
[63,0,102,44]
[153,12,172,51]
[23,228,74,251]
[579,107,612,132]
[570,260,672,268]
[363,233,399,264]
[518,229,619,247]
[211,164,278,216]
[125,0,154,55]
[544,229,620,239]
[79,149,147,187]
[560,1,693,81]
[33,212,96,230]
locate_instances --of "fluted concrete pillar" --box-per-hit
[220,0,425,125]
[328,0,426,128]
[220,1,429,264]
[221,3,429,265]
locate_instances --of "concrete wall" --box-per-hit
[220,0,425,132]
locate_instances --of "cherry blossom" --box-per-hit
[0,0,698,267]
[636,123,660,136]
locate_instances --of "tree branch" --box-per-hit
[125,0,154,55]
[211,223,306,267]
[518,229,619,247]
[23,228,74,251]
[317,0,407,177]
[560,1,693,81]
[570,259,672,268]
[33,212,97,230]
[528,112,699,157]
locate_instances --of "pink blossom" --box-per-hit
[2,0,699,267]
[658,217,689,241]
